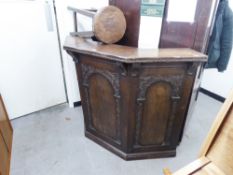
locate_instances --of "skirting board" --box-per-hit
[85,131,176,161]
[73,101,82,107]
[200,88,225,103]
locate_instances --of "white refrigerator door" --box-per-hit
[55,0,109,107]
[0,0,66,119]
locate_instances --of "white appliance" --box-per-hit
[55,0,108,107]
[0,0,66,119]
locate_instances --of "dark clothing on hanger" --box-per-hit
[206,0,233,72]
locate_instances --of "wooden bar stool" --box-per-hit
[0,95,13,175]
[67,5,126,44]
[163,89,233,175]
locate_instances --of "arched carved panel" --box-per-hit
[89,74,117,139]
[135,75,183,148]
[139,83,172,145]
[81,64,121,144]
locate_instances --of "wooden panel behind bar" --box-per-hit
[159,0,217,52]
[109,0,141,47]
[160,22,197,49]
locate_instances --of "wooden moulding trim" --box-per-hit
[0,95,13,153]
[64,47,207,64]
[63,37,207,63]
[0,95,13,132]
[172,157,211,175]
[198,89,233,157]
[85,131,176,161]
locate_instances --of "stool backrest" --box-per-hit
[199,90,233,174]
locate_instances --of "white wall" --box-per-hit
[55,0,108,107]
[0,0,66,119]
[138,15,164,49]
[201,1,233,98]
[201,51,233,98]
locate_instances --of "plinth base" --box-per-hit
[85,131,176,161]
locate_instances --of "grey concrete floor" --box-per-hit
[10,93,222,175]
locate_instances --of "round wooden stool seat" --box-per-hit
[93,6,126,44]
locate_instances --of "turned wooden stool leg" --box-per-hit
[163,168,172,175]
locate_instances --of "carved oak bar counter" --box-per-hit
[64,36,207,160]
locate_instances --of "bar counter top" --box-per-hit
[64,36,207,63]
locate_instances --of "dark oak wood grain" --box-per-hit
[109,0,141,47]
[140,83,171,145]
[64,37,207,160]
[89,74,118,139]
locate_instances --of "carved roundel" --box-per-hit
[93,5,126,44]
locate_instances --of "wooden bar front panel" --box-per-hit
[65,37,206,160]
[73,54,200,160]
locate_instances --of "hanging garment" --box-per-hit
[206,0,233,72]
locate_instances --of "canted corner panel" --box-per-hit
[140,82,172,145]
[81,64,121,145]
[134,75,184,148]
